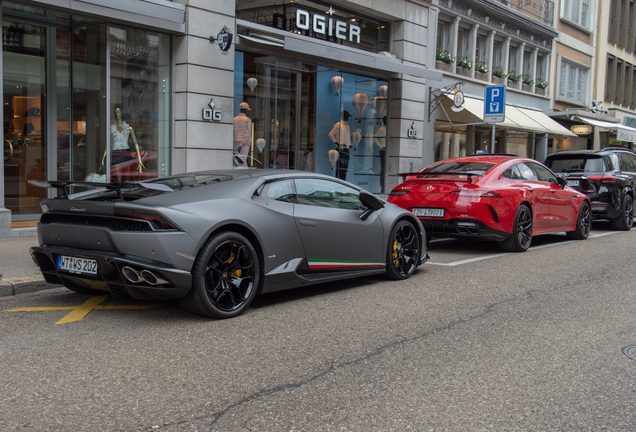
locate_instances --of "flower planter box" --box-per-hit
[456,66,471,77]
[492,76,505,85]
[522,83,531,92]
[435,60,452,72]
[507,80,519,89]
[535,87,546,96]
[475,71,488,82]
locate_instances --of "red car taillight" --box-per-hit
[449,190,503,198]
[115,210,178,230]
[389,190,410,196]
[585,175,618,183]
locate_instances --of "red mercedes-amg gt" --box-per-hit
[388,155,592,252]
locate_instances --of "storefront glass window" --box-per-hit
[234,52,388,193]
[107,26,171,182]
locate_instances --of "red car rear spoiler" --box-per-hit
[398,172,480,183]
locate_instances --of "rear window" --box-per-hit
[422,162,495,176]
[544,155,606,173]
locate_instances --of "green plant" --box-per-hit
[507,71,521,82]
[475,62,489,73]
[457,57,473,69]
[522,75,534,86]
[436,50,455,64]
[536,79,548,89]
[492,67,507,78]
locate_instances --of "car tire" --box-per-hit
[609,194,633,231]
[566,201,592,240]
[385,220,420,280]
[179,231,260,319]
[499,204,533,252]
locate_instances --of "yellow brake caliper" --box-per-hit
[392,239,399,267]
[228,253,241,277]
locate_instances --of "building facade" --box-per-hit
[425,0,575,168]
[0,0,445,237]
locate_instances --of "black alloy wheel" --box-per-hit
[499,204,533,252]
[386,220,420,280]
[180,232,260,319]
[567,201,592,240]
[609,194,634,231]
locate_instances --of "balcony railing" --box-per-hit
[498,0,555,25]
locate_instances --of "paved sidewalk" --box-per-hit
[0,232,62,296]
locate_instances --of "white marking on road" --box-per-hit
[426,231,621,266]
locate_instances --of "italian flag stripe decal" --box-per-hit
[307,259,386,270]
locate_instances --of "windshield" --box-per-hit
[544,155,606,173]
[422,162,495,176]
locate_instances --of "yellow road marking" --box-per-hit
[4,295,159,325]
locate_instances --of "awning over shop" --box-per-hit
[576,117,636,142]
[444,95,577,137]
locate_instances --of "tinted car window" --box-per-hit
[502,165,523,180]
[619,152,636,172]
[295,179,365,210]
[260,179,296,203]
[530,162,558,184]
[516,163,538,181]
[544,155,605,173]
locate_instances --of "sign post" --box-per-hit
[484,86,506,153]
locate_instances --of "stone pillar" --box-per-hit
[469,24,479,79]
[535,133,548,162]
[503,37,511,86]
[487,30,495,83]
[531,47,538,93]
[427,5,439,67]
[466,125,475,155]
[173,0,236,174]
[517,42,526,90]
[451,17,461,74]
[451,133,461,158]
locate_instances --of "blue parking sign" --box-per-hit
[484,86,506,123]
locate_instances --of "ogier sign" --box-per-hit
[295,7,361,44]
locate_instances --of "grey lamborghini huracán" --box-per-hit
[29,170,428,319]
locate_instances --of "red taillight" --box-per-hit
[586,175,618,183]
[389,190,410,196]
[115,210,177,230]
[450,190,502,198]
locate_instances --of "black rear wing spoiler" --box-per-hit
[28,180,173,200]
[398,172,480,182]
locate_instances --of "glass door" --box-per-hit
[2,19,47,214]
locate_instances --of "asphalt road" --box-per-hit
[1,225,636,431]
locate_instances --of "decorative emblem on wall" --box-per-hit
[202,98,222,121]
[209,25,233,53]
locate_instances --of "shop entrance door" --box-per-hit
[2,20,47,215]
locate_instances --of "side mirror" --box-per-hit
[556,176,567,188]
[359,190,384,221]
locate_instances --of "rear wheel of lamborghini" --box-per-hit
[385,220,420,280]
[179,232,260,319]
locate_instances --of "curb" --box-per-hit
[0,275,62,296]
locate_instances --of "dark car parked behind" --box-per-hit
[544,148,636,230]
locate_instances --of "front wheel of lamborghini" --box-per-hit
[385,220,420,280]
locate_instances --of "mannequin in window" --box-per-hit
[374,116,387,192]
[328,110,351,180]
[233,102,252,168]
[109,107,144,173]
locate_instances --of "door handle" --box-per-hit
[527,187,534,192]
[299,219,318,227]
[4,140,13,161]
[550,189,556,194]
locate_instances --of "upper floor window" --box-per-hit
[562,0,594,31]
[557,56,589,106]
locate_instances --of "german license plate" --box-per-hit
[567,180,580,187]
[413,208,444,217]
[57,255,98,275]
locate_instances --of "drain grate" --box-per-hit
[623,346,636,361]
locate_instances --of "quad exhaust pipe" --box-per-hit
[122,266,169,286]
